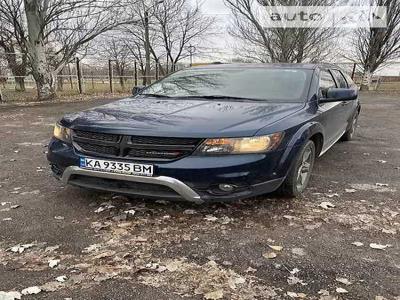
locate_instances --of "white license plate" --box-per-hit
[80,157,153,177]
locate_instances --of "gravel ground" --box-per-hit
[0,93,399,300]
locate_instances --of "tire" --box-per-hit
[279,140,316,197]
[341,112,359,141]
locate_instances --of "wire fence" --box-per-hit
[0,55,186,102]
[1,54,400,102]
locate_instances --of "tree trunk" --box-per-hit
[361,70,372,91]
[4,51,27,92]
[24,0,56,101]
[15,77,26,92]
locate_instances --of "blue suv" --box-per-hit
[47,64,360,203]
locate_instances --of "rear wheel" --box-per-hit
[342,112,359,141]
[280,140,316,197]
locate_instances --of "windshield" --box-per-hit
[141,68,311,102]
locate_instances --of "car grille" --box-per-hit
[72,130,204,161]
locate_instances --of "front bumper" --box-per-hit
[60,166,284,203]
[48,138,294,202]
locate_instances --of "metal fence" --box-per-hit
[1,55,400,102]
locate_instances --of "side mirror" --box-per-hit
[320,88,358,103]
[132,86,145,96]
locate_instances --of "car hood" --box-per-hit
[61,97,304,138]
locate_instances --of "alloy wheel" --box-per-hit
[296,145,314,192]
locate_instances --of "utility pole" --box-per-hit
[189,45,195,67]
[144,10,151,86]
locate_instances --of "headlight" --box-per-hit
[53,123,72,143]
[197,132,284,155]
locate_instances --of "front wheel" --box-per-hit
[279,140,316,197]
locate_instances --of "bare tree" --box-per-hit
[22,0,138,100]
[225,0,336,63]
[99,37,132,88]
[154,0,215,72]
[0,0,28,91]
[351,0,400,90]
[123,1,165,83]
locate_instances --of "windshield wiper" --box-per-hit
[177,95,262,101]
[140,93,171,98]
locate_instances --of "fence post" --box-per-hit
[134,61,138,87]
[76,58,83,94]
[68,64,73,90]
[108,59,113,93]
[156,63,159,80]
[351,63,356,80]
[91,71,95,90]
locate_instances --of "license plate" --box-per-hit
[80,157,153,177]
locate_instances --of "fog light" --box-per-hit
[218,184,235,192]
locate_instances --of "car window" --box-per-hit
[142,68,312,102]
[331,69,348,88]
[319,70,337,98]
[341,71,356,88]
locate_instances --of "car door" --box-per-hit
[317,69,345,149]
[330,69,355,128]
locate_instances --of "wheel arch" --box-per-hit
[276,122,324,177]
[309,132,324,157]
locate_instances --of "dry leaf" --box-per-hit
[336,287,348,294]
[319,202,335,209]
[0,291,22,300]
[48,259,60,268]
[263,252,277,259]
[21,287,41,295]
[287,291,307,298]
[204,215,218,222]
[41,282,63,292]
[382,229,396,235]
[336,278,352,285]
[56,276,67,282]
[351,242,363,247]
[268,245,283,251]
[204,289,224,300]
[369,243,391,250]
[318,289,330,296]
[124,209,136,216]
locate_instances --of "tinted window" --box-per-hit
[319,70,336,98]
[342,71,356,87]
[331,69,348,88]
[320,70,336,89]
[143,68,312,102]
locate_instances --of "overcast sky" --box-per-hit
[190,0,400,75]
[191,0,235,62]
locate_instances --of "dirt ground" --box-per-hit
[0,93,399,300]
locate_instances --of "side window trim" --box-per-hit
[319,69,337,99]
[327,69,339,88]
[331,69,349,88]
[339,70,350,88]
